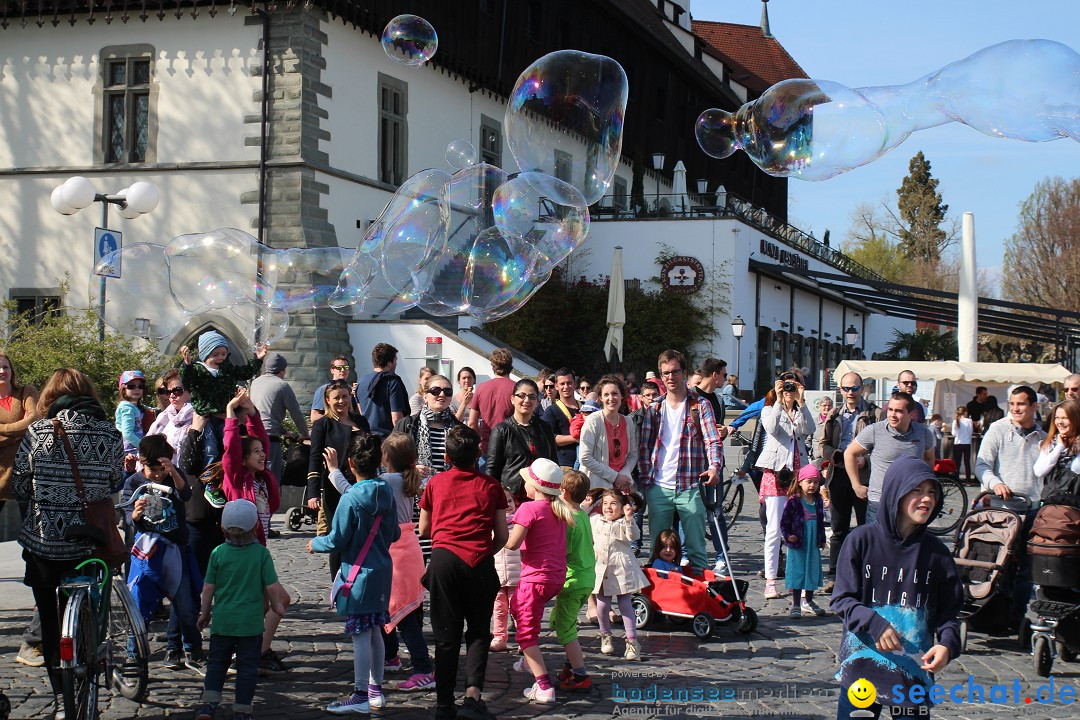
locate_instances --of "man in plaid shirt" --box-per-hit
[638,349,723,573]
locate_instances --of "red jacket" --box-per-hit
[223,413,280,545]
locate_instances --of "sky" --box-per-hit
[691,0,1080,288]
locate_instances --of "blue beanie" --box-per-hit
[198,331,229,362]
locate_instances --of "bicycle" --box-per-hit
[704,429,750,537]
[926,472,969,538]
[59,494,155,719]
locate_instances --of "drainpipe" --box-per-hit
[257,6,271,243]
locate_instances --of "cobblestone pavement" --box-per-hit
[0,490,1076,720]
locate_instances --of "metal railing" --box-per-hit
[589,191,885,283]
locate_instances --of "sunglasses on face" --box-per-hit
[126,383,146,390]
[544,384,555,390]
[158,386,186,396]
[613,437,621,458]
[841,385,862,393]
[331,364,350,371]
[899,380,917,386]
[514,392,538,402]
[427,387,452,397]
[579,385,590,391]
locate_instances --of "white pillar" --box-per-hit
[957,212,978,362]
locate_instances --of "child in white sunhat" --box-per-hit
[194,500,285,720]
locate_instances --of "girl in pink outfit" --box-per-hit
[222,388,290,672]
[504,458,576,704]
[490,488,521,652]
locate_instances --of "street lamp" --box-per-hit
[696,178,708,195]
[844,324,860,347]
[651,152,665,211]
[731,315,746,378]
[52,176,159,341]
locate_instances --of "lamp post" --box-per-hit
[731,315,746,378]
[696,178,708,195]
[52,176,159,342]
[844,324,860,347]
[651,152,665,211]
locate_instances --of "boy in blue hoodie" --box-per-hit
[831,456,963,719]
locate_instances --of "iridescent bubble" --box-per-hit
[445,139,477,170]
[91,243,189,340]
[377,178,451,295]
[360,169,451,255]
[505,50,628,205]
[266,247,352,312]
[464,227,534,317]
[472,268,550,324]
[381,14,438,67]
[226,302,290,351]
[695,39,1080,181]
[493,173,590,276]
[328,256,378,315]
[166,229,276,313]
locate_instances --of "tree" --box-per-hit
[895,151,956,264]
[843,203,907,282]
[2,287,169,413]
[1002,177,1080,311]
[879,328,958,361]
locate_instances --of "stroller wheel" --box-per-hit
[691,612,715,640]
[959,621,968,654]
[735,607,758,635]
[631,595,653,630]
[1058,641,1077,663]
[286,507,303,531]
[1034,636,1053,677]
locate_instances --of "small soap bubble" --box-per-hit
[445,139,478,170]
[381,14,438,67]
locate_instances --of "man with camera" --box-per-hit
[818,372,883,592]
[843,391,936,526]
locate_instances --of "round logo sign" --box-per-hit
[660,256,705,295]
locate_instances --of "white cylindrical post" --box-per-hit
[957,211,978,362]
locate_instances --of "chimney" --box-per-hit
[760,0,772,38]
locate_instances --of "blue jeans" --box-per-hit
[166,550,203,654]
[202,634,261,714]
[866,500,880,526]
[382,606,433,674]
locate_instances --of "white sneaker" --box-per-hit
[624,639,642,661]
[512,656,529,672]
[713,559,729,576]
[524,682,556,703]
[600,633,615,655]
[802,600,827,616]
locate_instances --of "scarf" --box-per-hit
[417,405,455,469]
[47,394,108,421]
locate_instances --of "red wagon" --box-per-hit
[632,568,758,639]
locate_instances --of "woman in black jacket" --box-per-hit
[394,373,462,479]
[306,379,371,578]
[485,378,556,502]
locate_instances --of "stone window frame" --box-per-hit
[93,44,159,165]
[613,176,628,209]
[554,149,572,185]
[8,287,63,327]
[378,73,408,187]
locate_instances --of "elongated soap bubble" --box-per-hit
[696,39,1080,180]
[227,302,290,351]
[464,227,534,317]
[493,173,589,276]
[446,139,477,170]
[166,229,276,313]
[361,169,451,255]
[266,247,352,312]
[91,243,189,340]
[381,15,438,67]
[505,50,628,205]
[476,268,551,324]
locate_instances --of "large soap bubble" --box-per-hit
[166,229,276,313]
[464,227,534,318]
[381,15,438,67]
[473,267,551,324]
[505,50,628,205]
[267,247,353,312]
[696,39,1080,180]
[493,173,589,276]
[227,302,290,350]
[91,243,189,340]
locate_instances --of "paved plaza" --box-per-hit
[0,493,1075,720]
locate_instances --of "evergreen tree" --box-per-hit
[896,151,950,263]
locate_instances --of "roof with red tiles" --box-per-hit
[691,19,808,94]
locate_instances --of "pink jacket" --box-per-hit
[223,413,280,545]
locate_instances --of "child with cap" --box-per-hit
[506,458,577,703]
[179,331,267,469]
[116,370,156,454]
[780,464,828,617]
[194,499,285,720]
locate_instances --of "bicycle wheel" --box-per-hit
[722,480,744,530]
[108,576,150,702]
[61,589,99,720]
[928,476,968,537]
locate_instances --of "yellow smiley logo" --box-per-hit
[847,678,877,709]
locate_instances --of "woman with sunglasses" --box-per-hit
[115,370,157,454]
[148,369,193,464]
[578,375,638,493]
[486,379,557,503]
[307,379,372,579]
[450,366,476,423]
[396,374,464,478]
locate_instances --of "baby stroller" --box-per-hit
[280,439,319,531]
[632,568,757,639]
[952,491,1031,652]
[1024,497,1080,677]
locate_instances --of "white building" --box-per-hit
[0,0,913,401]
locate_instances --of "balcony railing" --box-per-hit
[588,191,885,283]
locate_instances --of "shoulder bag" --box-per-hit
[330,515,383,609]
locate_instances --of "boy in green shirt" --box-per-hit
[551,469,596,691]
[194,500,285,720]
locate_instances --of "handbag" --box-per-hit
[53,418,127,568]
[774,466,794,490]
[330,515,382,610]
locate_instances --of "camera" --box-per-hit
[782,381,796,392]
